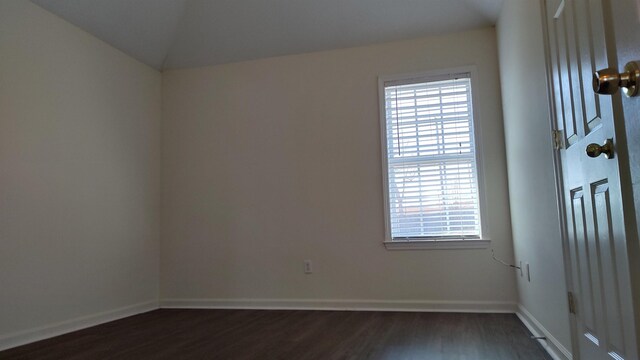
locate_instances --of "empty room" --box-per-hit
[1,0,640,359]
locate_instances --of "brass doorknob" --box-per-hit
[593,61,640,97]
[586,139,614,159]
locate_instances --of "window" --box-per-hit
[379,68,487,250]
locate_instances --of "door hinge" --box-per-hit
[552,129,564,150]
[568,291,577,314]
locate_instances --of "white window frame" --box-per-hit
[378,66,490,250]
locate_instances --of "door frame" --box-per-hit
[538,0,584,357]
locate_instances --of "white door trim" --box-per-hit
[538,0,581,356]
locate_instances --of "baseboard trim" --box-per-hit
[0,300,159,351]
[516,304,572,360]
[161,298,517,313]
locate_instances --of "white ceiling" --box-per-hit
[32,0,504,70]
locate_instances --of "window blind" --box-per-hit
[383,74,481,240]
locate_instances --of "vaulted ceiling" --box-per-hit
[32,0,504,70]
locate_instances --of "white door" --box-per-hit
[545,0,639,359]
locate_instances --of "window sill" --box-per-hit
[383,239,491,250]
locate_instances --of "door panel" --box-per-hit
[569,189,597,338]
[545,0,638,359]
[564,0,587,139]
[555,9,579,145]
[592,181,625,355]
[574,0,602,131]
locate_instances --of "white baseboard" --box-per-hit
[516,304,572,360]
[0,300,159,352]
[161,298,517,313]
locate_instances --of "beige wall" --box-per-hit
[0,0,161,346]
[496,0,572,355]
[161,27,517,308]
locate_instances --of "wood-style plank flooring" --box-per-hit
[0,310,552,359]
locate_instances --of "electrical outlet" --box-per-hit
[304,260,313,274]
[526,263,531,282]
[519,261,523,277]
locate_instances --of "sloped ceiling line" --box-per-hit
[31,0,504,70]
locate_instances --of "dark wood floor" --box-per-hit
[0,309,551,359]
